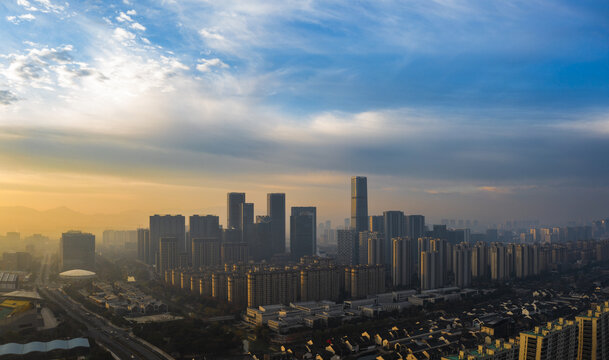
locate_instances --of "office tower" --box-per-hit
[247,268,299,307]
[383,211,405,267]
[392,237,412,287]
[358,231,369,265]
[250,216,272,261]
[267,193,286,255]
[519,318,578,360]
[221,242,249,264]
[405,214,425,274]
[60,231,95,271]
[290,207,317,260]
[490,243,508,281]
[192,237,221,267]
[227,192,246,230]
[351,176,369,232]
[367,232,384,265]
[137,228,150,264]
[240,202,254,241]
[576,302,609,360]
[453,244,472,288]
[471,242,489,279]
[159,237,178,274]
[369,215,384,233]
[150,215,186,265]
[337,230,359,266]
[300,266,342,302]
[344,264,385,299]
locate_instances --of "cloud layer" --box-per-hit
[0,0,608,225]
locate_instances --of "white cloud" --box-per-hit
[130,22,146,31]
[196,58,229,72]
[17,0,65,14]
[116,12,133,23]
[6,13,36,24]
[199,29,224,41]
[126,9,136,16]
[113,28,136,42]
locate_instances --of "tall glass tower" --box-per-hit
[351,176,369,232]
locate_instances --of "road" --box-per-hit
[41,287,172,360]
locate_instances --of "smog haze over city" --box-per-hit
[0,0,608,236]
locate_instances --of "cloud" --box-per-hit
[6,13,36,24]
[17,0,65,14]
[130,22,146,31]
[0,90,18,105]
[199,29,224,41]
[196,58,229,72]
[116,12,132,23]
[126,10,136,16]
[113,27,136,42]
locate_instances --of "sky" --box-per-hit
[0,0,608,231]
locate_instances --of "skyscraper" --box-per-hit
[189,215,220,261]
[150,215,186,266]
[337,229,359,266]
[290,207,317,260]
[227,192,246,230]
[453,243,472,288]
[367,232,384,265]
[267,193,286,255]
[240,202,254,242]
[383,210,405,267]
[392,237,412,287]
[192,237,221,267]
[369,215,384,233]
[60,231,95,271]
[351,176,368,232]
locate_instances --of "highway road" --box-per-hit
[34,253,173,359]
[40,287,173,360]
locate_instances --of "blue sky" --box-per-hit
[0,0,608,225]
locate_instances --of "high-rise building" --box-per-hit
[240,202,254,239]
[60,231,95,271]
[290,207,317,260]
[159,237,178,274]
[576,302,609,360]
[267,193,286,255]
[358,231,369,265]
[384,211,405,268]
[453,244,472,288]
[227,192,246,230]
[351,176,368,232]
[420,250,441,290]
[192,237,221,267]
[405,215,425,274]
[344,264,385,299]
[337,230,359,266]
[247,268,299,307]
[250,216,272,261]
[367,232,384,265]
[519,318,578,360]
[392,237,412,288]
[490,243,508,281]
[221,242,249,264]
[189,215,220,261]
[472,242,489,279]
[369,215,384,233]
[137,228,150,264]
[150,215,185,265]
[300,266,342,302]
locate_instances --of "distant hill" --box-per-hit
[0,206,150,238]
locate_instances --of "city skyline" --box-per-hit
[0,1,608,227]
